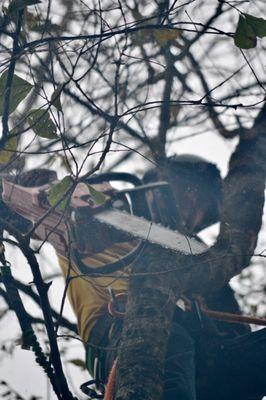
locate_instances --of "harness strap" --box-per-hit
[108,291,127,319]
[86,315,114,382]
[108,292,266,327]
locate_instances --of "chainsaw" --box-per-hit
[1,170,207,275]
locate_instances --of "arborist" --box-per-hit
[1,154,266,400]
[56,154,264,400]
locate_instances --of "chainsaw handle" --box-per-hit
[85,172,151,220]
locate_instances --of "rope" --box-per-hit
[107,292,127,319]
[104,293,266,400]
[201,306,266,326]
[104,358,117,400]
[188,295,266,327]
[108,293,266,326]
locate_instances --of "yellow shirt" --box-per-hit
[57,242,136,342]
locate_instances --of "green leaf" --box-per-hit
[0,136,17,164]
[27,109,57,139]
[47,176,73,211]
[87,184,108,205]
[51,84,63,112]
[68,358,86,370]
[0,72,33,116]
[244,14,266,38]
[234,15,257,49]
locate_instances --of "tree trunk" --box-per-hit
[115,105,266,400]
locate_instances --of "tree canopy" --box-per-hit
[0,0,266,399]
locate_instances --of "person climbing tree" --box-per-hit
[1,143,266,399]
[55,154,264,400]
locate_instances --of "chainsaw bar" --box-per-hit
[94,209,207,255]
[1,177,207,257]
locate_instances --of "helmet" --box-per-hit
[143,154,222,233]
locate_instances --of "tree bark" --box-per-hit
[115,105,266,400]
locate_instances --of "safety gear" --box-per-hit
[143,154,222,233]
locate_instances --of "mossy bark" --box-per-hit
[115,106,266,400]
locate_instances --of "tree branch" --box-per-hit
[115,104,266,400]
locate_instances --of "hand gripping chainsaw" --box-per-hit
[1,170,206,275]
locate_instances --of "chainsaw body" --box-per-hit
[1,171,207,270]
[2,175,127,255]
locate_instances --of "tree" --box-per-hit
[0,0,266,399]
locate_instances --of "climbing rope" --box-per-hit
[104,359,117,400]
[103,292,266,400]
[108,292,266,327]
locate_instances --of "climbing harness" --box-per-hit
[107,288,127,319]
[94,294,266,400]
[2,168,265,399]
